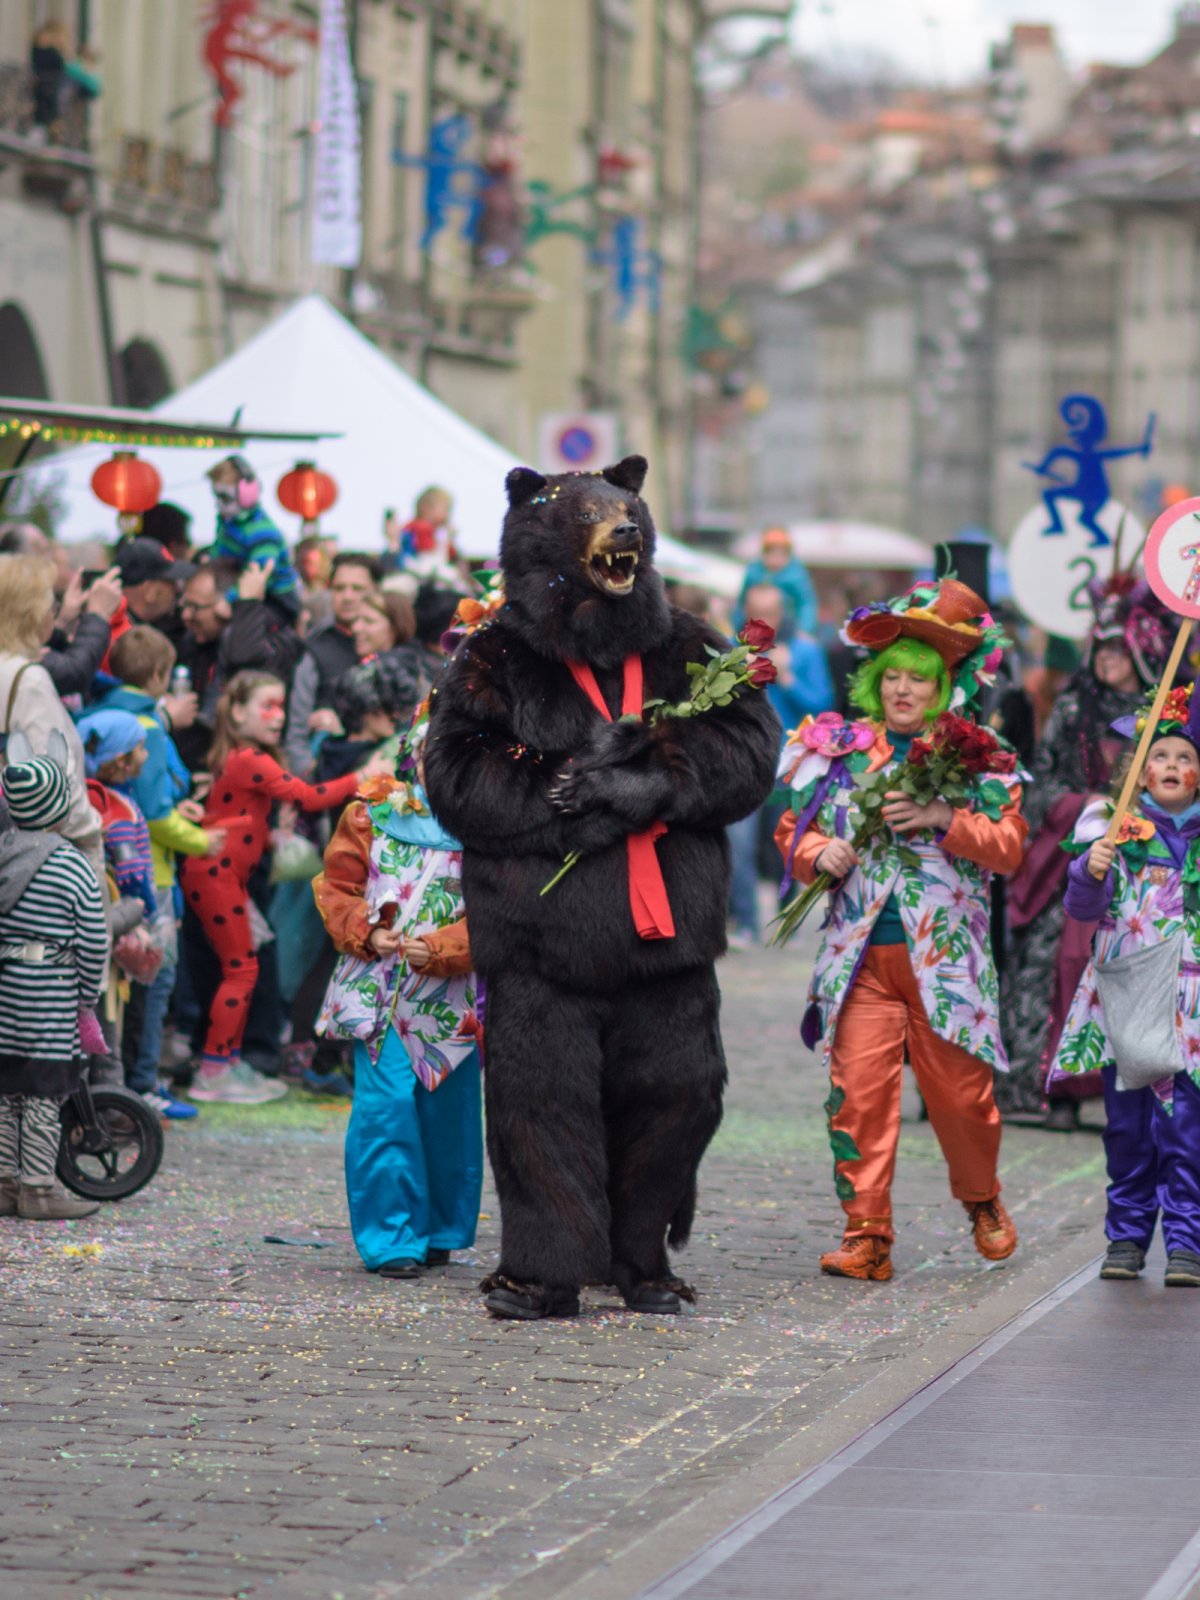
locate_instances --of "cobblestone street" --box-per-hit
[0,933,1109,1600]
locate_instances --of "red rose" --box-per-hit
[990,749,1017,774]
[907,738,931,767]
[739,618,777,652]
[932,712,977,746]
[747,655,778,686]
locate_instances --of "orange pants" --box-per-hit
[828,944,1002,1242]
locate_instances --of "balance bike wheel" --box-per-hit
[57,1085,165,1201]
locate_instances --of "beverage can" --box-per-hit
[170,666,192,696]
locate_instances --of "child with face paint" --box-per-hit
[180,672,391,1104]
[1052,677,1200,1286]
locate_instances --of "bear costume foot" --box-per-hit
[481,1272,581,1321]
[614,1265,697,1315]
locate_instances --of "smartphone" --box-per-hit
[81,568,107,586]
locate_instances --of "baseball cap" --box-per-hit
[114,537,195,586]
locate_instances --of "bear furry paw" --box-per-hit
[548,720,674,826]
[480,1271,581,1321]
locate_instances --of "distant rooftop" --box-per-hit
[1010,23,1056,48]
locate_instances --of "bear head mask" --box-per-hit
[499,455,672,667]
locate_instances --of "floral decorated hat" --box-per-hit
[846,576,1008,710]
[1087,572,1174,687]
[356,697,434,819]
[1111,678,1200,750]
[441,569,506,653]
[848,578,989,666]
[399,695,432,774]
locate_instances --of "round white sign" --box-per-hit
[1007,497,1145,636]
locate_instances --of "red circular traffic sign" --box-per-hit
[1145,494,1200,620]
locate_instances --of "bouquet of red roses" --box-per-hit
[541,621,778,895]
[771,712,1017,944]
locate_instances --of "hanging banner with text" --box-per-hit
[311,0,362,269]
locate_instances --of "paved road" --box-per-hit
[0,931,1109,1600]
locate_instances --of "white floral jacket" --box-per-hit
[1050,800,1200,1107]
[778,718,1027,1070]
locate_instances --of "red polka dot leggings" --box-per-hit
[181,861,257,1063]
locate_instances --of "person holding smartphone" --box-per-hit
[42,566,123,701]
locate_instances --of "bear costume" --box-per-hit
[424,455,780,1320]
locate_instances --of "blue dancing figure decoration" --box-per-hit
[394,114,489,250]
[592,217,662,323]
[1022,394,1156,549]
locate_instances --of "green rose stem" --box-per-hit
[540,849,582,895]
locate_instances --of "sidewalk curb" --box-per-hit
[536,1224,1106,1600]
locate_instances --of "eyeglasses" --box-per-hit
[180,599,218,614]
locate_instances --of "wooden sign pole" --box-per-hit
[1095,615,1193,872]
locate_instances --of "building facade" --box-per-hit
[697,13,1200,550]
[0,0,788,536]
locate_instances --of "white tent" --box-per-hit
[35,292,730,586]
[37,294,515,558]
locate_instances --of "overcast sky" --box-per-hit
[781,0,1183,82]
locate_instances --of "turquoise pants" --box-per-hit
[346,1031,483,1270]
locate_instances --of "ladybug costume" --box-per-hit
[181,747,359,1064]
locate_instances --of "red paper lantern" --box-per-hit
[91,451,162,516]
[277,461,338,525]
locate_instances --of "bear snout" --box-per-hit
[607,521,641,550]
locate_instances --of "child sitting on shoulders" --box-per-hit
[1051,680,1200,1286]
[208,455,300,614]
[314,702,483,1280]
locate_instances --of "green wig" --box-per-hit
[849,637,951,724]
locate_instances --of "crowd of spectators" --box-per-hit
[0,483,850,1120]
[0,466,471,1114]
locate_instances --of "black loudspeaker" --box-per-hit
[935,540,990,607]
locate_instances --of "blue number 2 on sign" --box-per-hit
[558,427,595,464]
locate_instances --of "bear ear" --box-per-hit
[505,467,549,508]
[601,455,648,497]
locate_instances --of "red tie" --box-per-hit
[564,656,676,941]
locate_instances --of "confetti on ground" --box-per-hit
[0,939,1107,1598]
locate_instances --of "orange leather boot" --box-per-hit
[819,1233,893,1281]
[965,1197,1017,1261]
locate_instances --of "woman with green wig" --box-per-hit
[774,579,1026,1283]
[848,636,951,726]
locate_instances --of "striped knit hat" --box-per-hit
[2,756,72,831]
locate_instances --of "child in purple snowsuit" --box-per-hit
[1052,680,1200,1287]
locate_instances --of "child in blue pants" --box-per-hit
[313,708,483,1279]
[347,1030,482,1271]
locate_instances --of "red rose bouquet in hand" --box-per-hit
[772,713,1017,944]
[541,621,778,894]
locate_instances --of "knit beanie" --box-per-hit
[1,756,72,831]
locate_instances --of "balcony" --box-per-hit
[432,4,520,85]
[0,60,94,182]
[106,132,219,235]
